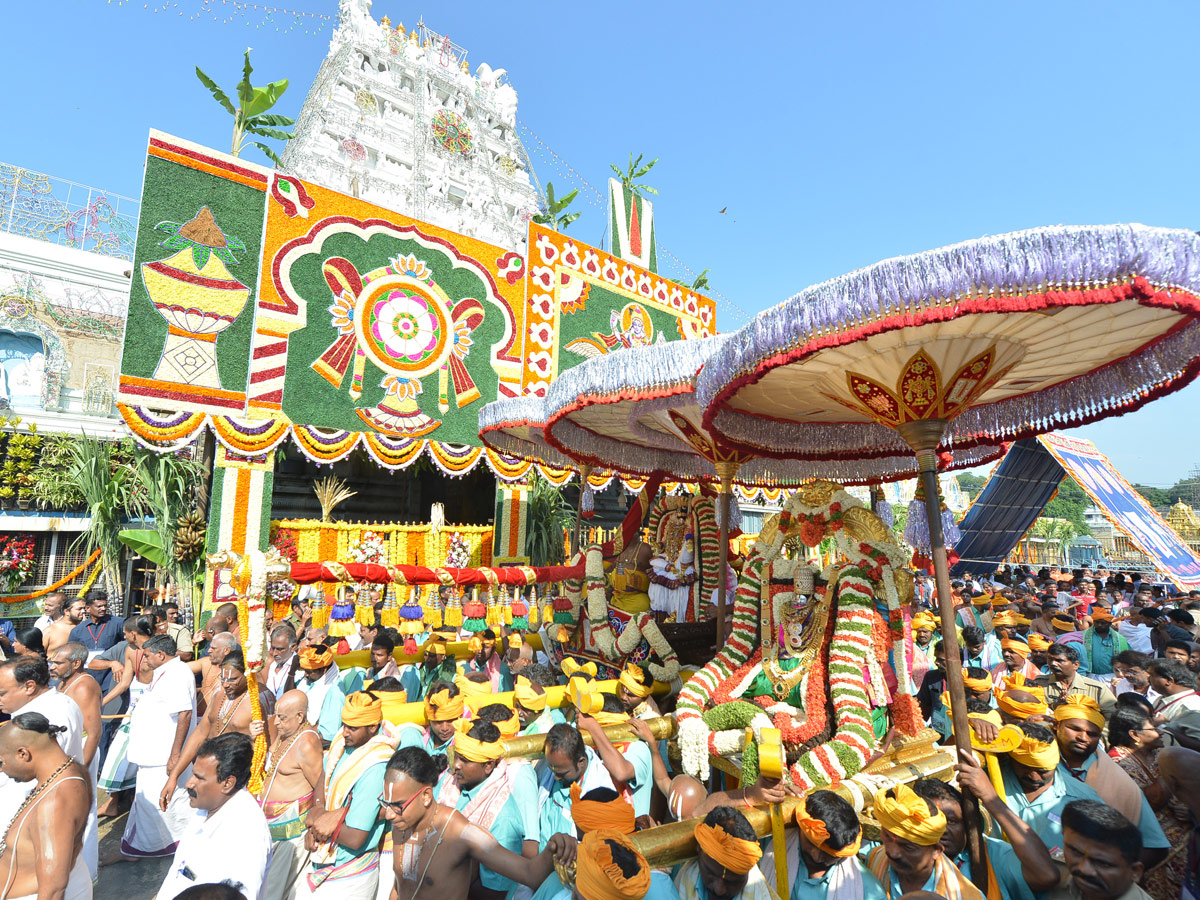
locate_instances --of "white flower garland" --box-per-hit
[348,530,387,565]
[245,549,267,672]
[678,717,711,781]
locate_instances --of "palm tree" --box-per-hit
[532,182,581,232]
[610,153,658,198]
[196,49,294,165]
[690,269,711,292]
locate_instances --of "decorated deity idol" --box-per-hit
[648,523,697,622]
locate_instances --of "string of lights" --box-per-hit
[105,0,333,36]
[518,120,749,326]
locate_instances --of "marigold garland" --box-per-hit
[0,549,101,604]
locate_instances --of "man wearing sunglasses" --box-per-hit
[381,746,577,900]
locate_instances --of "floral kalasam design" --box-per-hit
[840,346,1009,428]
[140,207,250,390]
[431,109,473,155]
[312,253,485,437]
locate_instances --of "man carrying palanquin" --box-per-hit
[259,689,325,900]
[460,630,513,692]
[675,806,772,900]
[296,644,346,744]
[615,663,660,720]
[515,675,564,736]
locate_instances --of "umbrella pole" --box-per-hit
[574,465,593,555]
[897,419,987,890]
[714,461,740,649]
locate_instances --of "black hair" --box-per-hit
[965,666,990,683]
[14,627,45,658]
[1168,609,1194,626]
[965,697,993,714]
[802,790,860,852]
[1047,643,1080,664]
[428,679,459,698]
[1115,650,1152,669]
[174,883,248,900]
[601,693,626,715]
[1061,799,1142,864]
[1107,706,1153,750]
[83,589,108,606]
[387,746,447,784]
[290,597,307,610]
[1166,639,1193,655]
[1115,692,1155,717]
[1018,721,1057,744]
[372,631,396,655]
[466,720,501,743]
[143,635,178,656]
[164,601,180,611]
[481,629,497,641]
[962,625,985,646]
[0,655,50,688]
[476,703,516,724]
[8,711,67,738]
[580,787,620,803]
[604,839,643,880]
[368,677,404,693]
[703,805,757,843]
[196,733,253,792]
[521,663,560,688]
[1149,658,1196,688]
[135,615,157,638]
[544,722,587,764]
[912,777,961,805]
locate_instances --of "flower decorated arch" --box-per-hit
[0,294,68,408]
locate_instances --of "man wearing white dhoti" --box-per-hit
[120,634,198,859]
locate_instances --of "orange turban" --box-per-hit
[1015,615,1032,626]
[514,675,547,712]
[1054,693,1106,728]
[299,646,334,670]
[576,830,651,900]
[694,822,763,874]
[454,674,493,698]
[873,784,946,845]
[342,691,383,726]
[992,611,1019,627]
[1001,639,1031,658]
[1009,733,1061,769]
[425,688,465,722]
[962,669,993,692]
[1052,615,1077,633]
[1090,608,1114,622]
[795,802,861,858]
[570,782,636,835]
[997,691,1049,720]
[453,722,504,763]
[467,636,484,654]
[618,664,652,699]
[1027,633,1052,651]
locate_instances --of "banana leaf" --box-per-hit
[118,529,169,567]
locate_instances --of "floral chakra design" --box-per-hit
[430,109,473,155]
[370,289,440,363]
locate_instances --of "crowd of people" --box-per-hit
[3,564,1200,900]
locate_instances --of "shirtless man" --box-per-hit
[380,746,576,900]
[49,643,103,770]
[0,712,92,900]
[258,690,325,900]
[190,632,236,718]
[43,598,85,656]
[159,648,275,807]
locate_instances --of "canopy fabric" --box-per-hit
[952,434,1200,591]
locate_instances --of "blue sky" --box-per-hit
[7,0,1200,485]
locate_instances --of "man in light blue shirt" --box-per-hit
[576,694,653,817]
[537,723,614,847]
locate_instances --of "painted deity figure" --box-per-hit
[648,520,697,622]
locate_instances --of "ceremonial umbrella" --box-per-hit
[484,335,1005,645]
[695,223,1200,876]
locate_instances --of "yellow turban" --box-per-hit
[972,594,993,607]
[425,688,465,722]
[454,721,504,763]
[562,658,598,680]
[618,664,652,699]
[468,636,483,654]
[1027,633,1052,651]
[999,672,1042,696]
[514,675,547,712]
[424,640,447,655]
[694,822,763,874]
[493,708,521,738]
[570,782,636,835]
[1054,693,1106,728]
[962,669,993,692]
[342,691,383,726]
[795,803,861,858]
[591,709,631,729]
[576,830,651,900]
[992,612,1019,627]
[1001,639,1031,658]
[299,646,334,670]
[1015,615,1032,626]
[873,784,946,846]
[997,691,1049,720]
[1052,615,1077,633]
[1009,733,1061,770]
[911,612,937,632]
[455,674,493,698]
[507,634,524,649]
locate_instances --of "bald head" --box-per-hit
[275,690,309,738]
[208,632,236,663]
[668,774,707,820]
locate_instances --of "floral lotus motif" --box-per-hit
[370,289,441,363]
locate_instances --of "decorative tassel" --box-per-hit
[310,593,330,629]
[354,587,375,626]
[463,589,488,633]
[942,509,961,547]
[444,592,463,627]
[422,588,443,628]
[328,586,357,637]
[380,589,400,628]
[403,635,418,655]
[552,596,575,624]
[903,491,931,553]
[525,589,539,627]
[485,587,504,627]
[581,484,595,519]
[875,499,894,529]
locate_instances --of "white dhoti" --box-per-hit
[375,851,392,900]
[121,764,194,857]
[98,720,137,793]
[293,855,380,900]
[7,853,93,900]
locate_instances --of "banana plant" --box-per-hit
[690,269,711,292]
[196,49,294,164]
[610,153,658,198]
[532,182,581,232]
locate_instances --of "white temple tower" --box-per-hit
[282,0,542,250]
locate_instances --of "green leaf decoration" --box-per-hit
[237,49,255,112]
[213,246,238,267]
[156,222,183,235]
[118,529,169,567]
[246,125,294,141]
[225,235,246,253]
[159,235,191,251]
[192,244,212,269]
